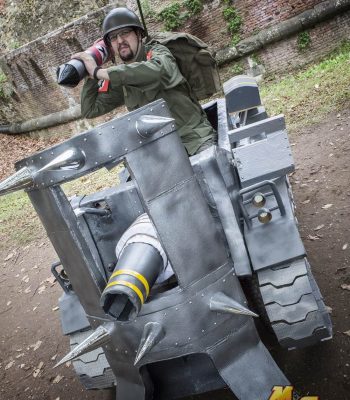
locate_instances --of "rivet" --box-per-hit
[223,279,226,283]
[162,104,165,108]
[175,307,178,311]
[214,322,217,325]
[108,155,112,158]
[202,329,205,333]
[83,138,87,142]
[41,183,45,186]
[115,348,118,351]
[51,152,54,155]
[164,312,167,316]
[95,161,98,165]
[39,156,42,160]
[139,141,142,144]
[50,180,53,183]
[99,132,102,135]
[175,342,178,346]
[150,108,153,112]
[112,126,115,129]
[189,301,192,304]
[125,350,128,354]
[172,124,175,128]
[62,176,66,179]
[31,160,34,163]
[125,148,128,152]
[128,118,131,121]
[201,293,204,297]
[188,337,191,341]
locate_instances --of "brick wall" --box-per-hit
[0,0,348,129]
[0,7,112,124]
[257,10,350,74]
[234,0,321,37]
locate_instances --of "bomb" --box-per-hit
[56,40,110,87]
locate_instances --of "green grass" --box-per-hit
[260,41,350,132]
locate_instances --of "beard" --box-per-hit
[118,43,135,62]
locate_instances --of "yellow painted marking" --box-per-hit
[110,269,150,296]
[106,280,144,304]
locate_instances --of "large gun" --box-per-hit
[56,39,110,87]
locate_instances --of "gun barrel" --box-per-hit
[101,242,164,321]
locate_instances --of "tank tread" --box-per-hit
[70,330,116,390]
[257,258,332,349]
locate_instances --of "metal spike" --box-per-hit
[38,148,85,172]
[209,292,258,318]
[134,322,165,365]
[54,323,115,368]
[135,115,174,138]
[0,167,34,197]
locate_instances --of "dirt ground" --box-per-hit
[0,108,349,400]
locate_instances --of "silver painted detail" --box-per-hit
[54,323,115,368]
[38,148,86,172]
[209,292,258,318]
[0,167,34,196]
[135,115,174,139]
[134,322,165,365]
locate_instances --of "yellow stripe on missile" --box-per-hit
[106,279,145,304]
[110,269,150,296]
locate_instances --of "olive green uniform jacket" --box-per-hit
[81,43,213,155]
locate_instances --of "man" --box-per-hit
[72,7,214,155]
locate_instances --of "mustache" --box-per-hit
[118,42,130,51]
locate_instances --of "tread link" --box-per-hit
[256,258,332,349]
[70,329,116,390]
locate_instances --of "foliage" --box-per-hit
[250,53,262,66]
[231,63,244,75]
[158,0,204,31]
[184,0,203,16]
[140,0,153,18]
[222,2,242,46]
[260,40,350,132]
[297,31,311,51]
[0,72,8,99]
[158,3,182,31]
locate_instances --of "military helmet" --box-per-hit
[102,7,145,43]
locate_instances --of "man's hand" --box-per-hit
[71,52,110,81]
[71,52,97,77]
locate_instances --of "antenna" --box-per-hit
[136,0,149,38]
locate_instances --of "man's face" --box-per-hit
[109,28,139,62]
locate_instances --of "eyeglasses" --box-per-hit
[108,28,134,41]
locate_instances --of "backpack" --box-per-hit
[147,32,221,101]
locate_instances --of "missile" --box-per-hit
[56,40,110,87]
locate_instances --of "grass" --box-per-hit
[260,41,350,132]
[0,42,349,250]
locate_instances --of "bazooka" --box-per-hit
[56,40,110,87]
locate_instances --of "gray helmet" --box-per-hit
[102,7,145,43]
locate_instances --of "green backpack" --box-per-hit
[147,32,221,101]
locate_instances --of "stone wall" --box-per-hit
[0,0,349,130]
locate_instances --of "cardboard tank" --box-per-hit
[0,76,332,400]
